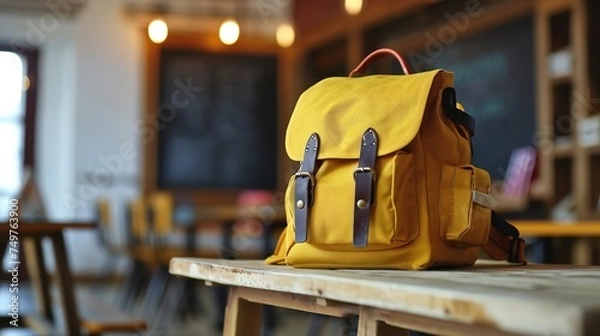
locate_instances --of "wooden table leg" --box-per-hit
[50,233,81,336]
[359,306,511,336]
[358,307,407,336]
[23,237,54,321]
[223,287,263,336]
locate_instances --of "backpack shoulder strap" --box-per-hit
[482,211,527,264]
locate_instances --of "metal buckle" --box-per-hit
[353,167,376,181]
[294,171,315,187]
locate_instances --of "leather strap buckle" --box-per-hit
[294,133,320,243]
[353,167,376,182]
[353,128,378,248]
[294,171,315,188]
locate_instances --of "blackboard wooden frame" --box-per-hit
[156,49,278,190]
[142,31,288,204]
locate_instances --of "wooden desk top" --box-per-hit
[193,205,285,223]
[170,258,600,335]
[512,220,600,237]
[0,222,95,236]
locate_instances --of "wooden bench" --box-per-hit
[170,258,600,336]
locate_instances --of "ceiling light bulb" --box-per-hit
[219,19,240,45]
[344,0,363,15]
[276,24,295,48]
[148,19,168,44]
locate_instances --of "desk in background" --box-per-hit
[513,220,600,264]
[0,222,146,336]
[0,222,93,335]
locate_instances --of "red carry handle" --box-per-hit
[349,48,410,77]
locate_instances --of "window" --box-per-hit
[0,51,26,219]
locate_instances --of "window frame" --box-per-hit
[0,43,39,168]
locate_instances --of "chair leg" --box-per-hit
[180,277,201,318]
[140,265,170,320]
[118,259,145,310]
[92,253,119,294]
[153,274,186,330]
[305,314,328,336]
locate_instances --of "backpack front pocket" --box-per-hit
[439,164,493,247]
[285,151,419,248]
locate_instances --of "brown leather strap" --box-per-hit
[294,133,319,243]
[349,48,410,77]
[353,128,378,247]
[482,211,527,264]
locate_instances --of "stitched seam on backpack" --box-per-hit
[450,168,456,229]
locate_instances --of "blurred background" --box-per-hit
[1,0,600,335]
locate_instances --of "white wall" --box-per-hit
[37,22,77,222]
[70,0,143,220]
[65,0,144,273]
[0,0,144,274]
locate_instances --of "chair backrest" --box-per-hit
[148,192,174,237]
[96,198,112,246]
[128,198,149,244]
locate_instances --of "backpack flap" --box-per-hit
[286,69,450,161]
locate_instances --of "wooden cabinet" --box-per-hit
[535,0,600,220]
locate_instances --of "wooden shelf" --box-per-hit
[494,196,528,213]
[551,73,573,85]
[529,179,551,201]
[553,141,574,158]
[584,144,600,155]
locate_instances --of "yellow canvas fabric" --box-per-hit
[266,68,493,269]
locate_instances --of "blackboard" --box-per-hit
[157,50,278,190]
[410,15,536,179]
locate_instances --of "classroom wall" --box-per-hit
[0,0,144,273]
[68,0,143,273]
[70,0,143,231]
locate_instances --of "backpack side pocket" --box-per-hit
[440,165,493,247]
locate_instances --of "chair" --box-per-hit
[117,198,152,310]
[141,192,204,325]
[92,198,126,293]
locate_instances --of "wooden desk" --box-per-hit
[512,221,600,237]
[170,258,600,336]
[175,204,286,258]
[511,221,600,264]
[192,205,285,224]
[1,222,93,335]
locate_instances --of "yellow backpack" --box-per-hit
[266,48,527,269]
